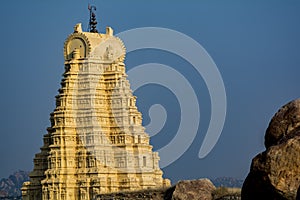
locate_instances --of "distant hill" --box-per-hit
[0,170,29,199]
[212,177,244,188]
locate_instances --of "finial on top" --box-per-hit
[88,4,98,33]
[74,23,82,33]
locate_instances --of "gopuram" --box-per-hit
[22,8,170,200]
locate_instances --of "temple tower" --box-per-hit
[22,23,170,200]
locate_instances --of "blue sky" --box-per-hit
[0,0,299,183]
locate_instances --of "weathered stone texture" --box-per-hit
[265,99,300,148]
[242,99,300,200]
[171,179,215,200]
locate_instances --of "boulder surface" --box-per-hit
[171,179,216,200]
[242,99,300,200]
[96,178,216,200]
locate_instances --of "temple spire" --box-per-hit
[88,4,98,33]
[21,20,170,200]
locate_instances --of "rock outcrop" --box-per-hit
[96,178,216,200]
[171,179,216,200]
[265,99,300,148]
[242,99,300,200]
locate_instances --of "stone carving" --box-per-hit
[104,45,114,60]
[22,24,170,200]
[74,23,83,33]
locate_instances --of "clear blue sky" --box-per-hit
[0,0,299,183]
